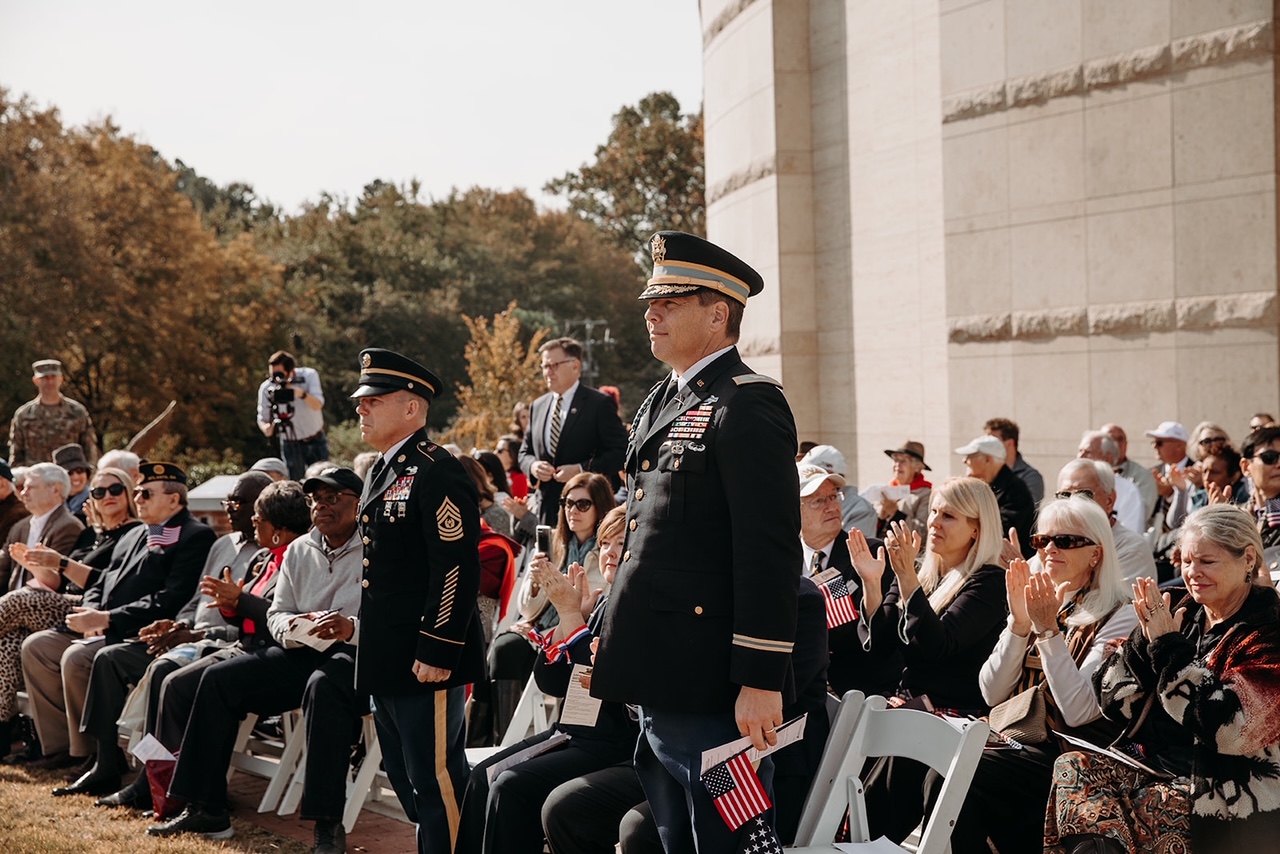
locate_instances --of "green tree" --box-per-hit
[546,91,705,255]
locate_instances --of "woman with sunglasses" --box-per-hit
[927,496,1135,854]
[485,472,616,743]
[1241,426,1280,554]
[0,466,141,756]
[851,476,1009,844]
[1046,504,1280,852]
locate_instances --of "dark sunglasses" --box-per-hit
[1255,450,1280,466]
[560,498,594,512]
[90,483,128,500]
[221,499,242,512]
[306,491,359,508]
[1199,436,1227,447]
[1030,533,1097,551]
[133,487,161,501]
[1054,489,1095,501]
[1151,439,1165,448]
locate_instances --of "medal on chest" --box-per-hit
[666,403,714,441]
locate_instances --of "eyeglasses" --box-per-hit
[133,488,162,501]
[1254,450,1280,466]
[802,490,845,510]
[221,499,242,512]
[1030,533,1097,551]
[90,483,128,500]
[1199,436,1227,447]
[1151,440,1165,448]
[560,498,594,513]
[306,491,359,508]
[1054,489,1095,501]
[541,358,577,373]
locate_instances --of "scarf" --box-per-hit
[890,472,933,490]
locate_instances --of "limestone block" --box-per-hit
[1088,300,1176,335]
[949,314,1012,344]
[1011,307,1089,339]
[1084,92,1172,196]
[1005,0,1082,79]
[1176,292,1277,331]
[945,228,1010,317]
[940,0,1005,94]
[1170,2,1272,42]
[1172,71,1274,185]
[1083,45,1170,89]
[942,84,1008,123]
[1007,66,1084,107]
[942,128,1009,219]
[1174,193,1275,297]
[1009,110,1084,210]
[1083,0,1170,59]
[1010,218,1086,310]
[1086,205,1175,304]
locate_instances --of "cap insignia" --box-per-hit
[153,464,164,474]
[650,234,667,264]
[361,353,372,368]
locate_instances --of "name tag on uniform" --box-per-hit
[383,475,414,502]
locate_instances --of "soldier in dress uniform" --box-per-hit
[591,232,802,853]
[350,348,483,854]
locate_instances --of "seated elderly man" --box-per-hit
[1101,423,1158,522]
[148,467,364,854]
[21,463,211,780]
[1077,430,1145,534]
[956,435,1035,557]
[799,444,877,536]
[0,463,83,593]
[795,463,900,698]
[1051,459,1156,584]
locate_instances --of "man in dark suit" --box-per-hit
[518,337,627,525]
[22,462,212,779]
[959,434,1036,558]
[592,231,802,853]
[796,463,901,698]
[351,348,484,854]
[0,462,83,590]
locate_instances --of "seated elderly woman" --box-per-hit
[874,440,932,540]
[1046,504,1280,853]
[928,496,1137,854]
[850,476,1009,844]
[0,466,138,756]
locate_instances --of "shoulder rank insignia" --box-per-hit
[417,441,439,460]
[437,497,464,542]
[732,373,783,389]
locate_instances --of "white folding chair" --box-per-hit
[498,672,555,748]
[793,690,866,845]
[790,694,989,854]
[278,713,384,834]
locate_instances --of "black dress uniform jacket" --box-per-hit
[81,507,214,645]
[357,428,484,695]
[592,347,802,713]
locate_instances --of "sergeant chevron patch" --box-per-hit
[437,497,464,542]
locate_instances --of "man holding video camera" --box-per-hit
[256,350,327,480]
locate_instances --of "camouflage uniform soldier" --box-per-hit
[8,360,99,468]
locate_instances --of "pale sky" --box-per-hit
[0,0,705,212]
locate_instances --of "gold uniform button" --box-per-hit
[362,558,370,567]
[361,579,370,588]
[694,606,704,615]
[641,460,651,471]
[629,519,637,531]
[623,550,632,562]
[397,454,406,463]
[362,537,370,545]
[635,488,644,501]
[362,515,369,523]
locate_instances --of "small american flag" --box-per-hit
[820,575,859,629]
[736,815,782,854]
[147,525,181,550]
[1261,497,1280,528]
[701,751,770,830]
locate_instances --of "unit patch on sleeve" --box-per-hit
[436,496,464,542]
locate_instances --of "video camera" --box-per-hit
[267,372,296,406]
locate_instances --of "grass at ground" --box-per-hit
[0,764,310,854]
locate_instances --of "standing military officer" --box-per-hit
[591,232,802,853]
[350,348,484,854]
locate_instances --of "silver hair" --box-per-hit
[97,449,141,480]
[1058,458,1115,496]
[1080,431,1119,464]
[1035,498,1128,626]
[1179,504,1264,576]
[26,462,70,500]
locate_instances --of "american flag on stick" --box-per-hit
[820,574,859,629]
[147,525,181,550]
[701,750,771,830]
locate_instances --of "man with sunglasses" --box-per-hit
[19,462,213,781]
[1242,426,1280,552]
[518,337,628,526]
[1050,459,1155,585]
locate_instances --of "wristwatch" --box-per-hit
[57,556,69,571]
[1035,628,1061,642]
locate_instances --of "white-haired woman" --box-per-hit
[928,496,1137,854]
[849,476,1009,844]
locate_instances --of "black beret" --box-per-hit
[351,348,442,401]
[638,231,764,306]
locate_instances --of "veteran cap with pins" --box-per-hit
[351,348,442,401]
[139,461,188,485]
[639,231,764,306]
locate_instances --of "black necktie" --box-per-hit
[369,455,387,486]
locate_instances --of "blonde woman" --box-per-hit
[850,476,1009,844]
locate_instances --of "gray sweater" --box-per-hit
[266,527,363,648]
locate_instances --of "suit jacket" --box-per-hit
[356,427,484,695]
[518,385,628,525]
[0,493,30,547]
[990,465,1036,558]
[819,535,903,697]
[2,504,85,591]
[80,507,214,645]
[592,347,802,713]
